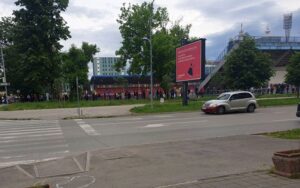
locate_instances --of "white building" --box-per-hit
[93,57,125,76]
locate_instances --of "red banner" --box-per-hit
[176,40,202,82]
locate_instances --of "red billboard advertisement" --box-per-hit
[176,40,204,82]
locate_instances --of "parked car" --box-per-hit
[297,103,300,117]
[201,91,257,114]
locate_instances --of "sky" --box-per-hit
[1,0,300,77]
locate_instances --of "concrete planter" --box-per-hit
[272,149,300,178]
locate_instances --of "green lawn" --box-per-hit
[131,100,204,114]
[0,99,148,111]
[131,97,300,114]
[265,129,300,140]
[257,98,300,107]
[0,94,299,112]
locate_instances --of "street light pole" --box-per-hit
[0,42,8,104]
[142,1,154,109]
[149,0,154,109]
[149,38,153,109]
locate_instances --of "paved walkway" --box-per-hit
[158,171,300,188]
[0,104,144,120]
[1,135,300,188]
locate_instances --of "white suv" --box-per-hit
[202,91,257,114]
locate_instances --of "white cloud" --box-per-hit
[1,0,300,60]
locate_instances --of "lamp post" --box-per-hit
[142,0,154,109]
[142,37,153,109]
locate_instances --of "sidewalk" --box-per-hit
[1,135,300,188]
[0,104,144,120]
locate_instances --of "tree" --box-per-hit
[62,42,99,99]
[0,17,15,45]
[116,1,191,88]
[285,52,300,98]
[223,36,274,89]
[10,0,70,96]
[0,17,21,93]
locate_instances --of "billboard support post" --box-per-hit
[181,38,189,106]
[182,81,188,106]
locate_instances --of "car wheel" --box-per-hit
[247,104,255,113]
[217,106,225,114]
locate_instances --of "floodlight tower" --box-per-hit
[283,13,292,42]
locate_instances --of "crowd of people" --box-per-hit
[0,84,298,104]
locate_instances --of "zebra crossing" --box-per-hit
[0,120,69,168]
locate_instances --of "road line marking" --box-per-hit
[16,165,34,178]
[0,140,66,149]
[0,133,63,140]
[91,116,208,126]
[0,130,62,136]
[73,157,84,172]
[144,124,168,128]
[154,115,175,118]
[75,119,100,136]
[0,127,60,133]
[155,180,198,188]
[0,160,36,168]
[0,135,64,144]
[0,144,69,153]
[78,124,100,136]
[48,150,70,155]
[272,118,299,122]
[1,155,26,159]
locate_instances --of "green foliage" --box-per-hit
[265,129,300,140]
[257,97,300,107]
[131,100,204,114]
[160,74,172,93]
[285,52,300,98]
[62,42,99,99]
[115,1,191,84]
[3,0,70,96]
[0,17,15,44]
[224,36,274,89]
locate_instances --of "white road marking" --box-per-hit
[90,116,208,126]
[0,129,62,136]
[155,180,198,188]
[272,118,299,122]
[0,127,61,133]
[75,119,100,136]
[0,144,69,153]
[154,115,175,118]
[48,150,70,155]
[144,124,168,128]
[0,157,61,168]
[0,135,64,144]
[273,111,287,114]
[0,132,63,140]
[55,175,96,188]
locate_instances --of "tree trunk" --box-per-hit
[297,86,299,98]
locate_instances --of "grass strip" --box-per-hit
[264,129,300,140]
[0,95,299,112]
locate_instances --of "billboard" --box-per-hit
[176,40,205,82]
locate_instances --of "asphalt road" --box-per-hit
[0,106,299,168]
